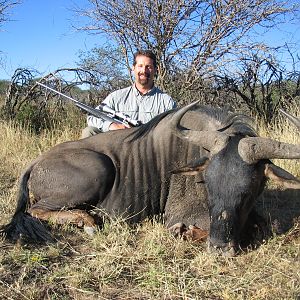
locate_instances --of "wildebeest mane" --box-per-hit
[127,108,177,141]
[128,104,257,142]
[191,105,257,137]
[220,113,257,137]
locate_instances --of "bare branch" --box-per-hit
[73,0,298,89]
[0,0,20,28]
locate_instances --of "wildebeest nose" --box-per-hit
[208,238,237,257]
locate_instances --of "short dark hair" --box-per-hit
[133,50,157,69]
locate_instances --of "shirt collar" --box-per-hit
[133,84,157,96]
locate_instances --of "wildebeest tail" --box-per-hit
[0,164,54,243]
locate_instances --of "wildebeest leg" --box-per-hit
[168,222,208,242]
[27,151,115,237]
[28,208,97,236]
[240,209,271,249]
[183,225,208,242]
[168,222,187,238]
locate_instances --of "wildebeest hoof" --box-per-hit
[183,225,208,242]
[209,245,236,257]
[84,226,95,236]
[168,222,187,238]
[208,240,237,257]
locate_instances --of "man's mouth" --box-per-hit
[139,73,150,79]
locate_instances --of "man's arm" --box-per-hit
[168,97,177,110]
[87,94,115,132]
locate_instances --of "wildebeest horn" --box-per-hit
[238,137,300,164]
[170,101,229,153]
[279,109,300,130]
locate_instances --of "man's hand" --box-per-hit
[109,123,130,130]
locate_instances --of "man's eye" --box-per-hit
[137,65,154,69]
[146,66,154,70]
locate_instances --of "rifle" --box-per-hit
[37,82,141,128]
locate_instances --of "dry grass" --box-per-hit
[259,106,300,176]
[0,117,299,300]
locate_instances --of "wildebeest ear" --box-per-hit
[264,163,300,189]
[171,157,209,176]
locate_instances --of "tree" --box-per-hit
[1,67,101,132]
[73,0,299,98]
[77,45,131,100]
[0,0,20,29]
[0,1,21,72]
[213,45,300,123]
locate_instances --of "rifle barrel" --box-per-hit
[36,81,122,125]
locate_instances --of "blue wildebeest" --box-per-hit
[1,103,300,256]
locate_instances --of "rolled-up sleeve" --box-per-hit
[87,94,115,132]
[166,96,177,110]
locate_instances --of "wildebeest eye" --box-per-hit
[195,180,205,184]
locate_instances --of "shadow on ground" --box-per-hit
[257,188,300,234]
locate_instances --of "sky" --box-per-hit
[0,0,100,80]
[0,0,300,81]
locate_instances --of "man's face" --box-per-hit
[132,55,157,88]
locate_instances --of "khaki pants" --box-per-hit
[81,126,102,139]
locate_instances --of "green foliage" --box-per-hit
[0,80,9,94]
[14,102,50,133]
[77,45,131,100]
[0,80,9,107]
[2,102,86,134]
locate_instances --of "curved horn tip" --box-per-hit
[187,100,200,108]
[171,100,200,127]
[279,109,300,130]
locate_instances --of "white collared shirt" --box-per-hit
[87,84,176,132]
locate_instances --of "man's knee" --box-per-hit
[81,126,102,139]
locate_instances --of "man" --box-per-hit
[81,50,176,138]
